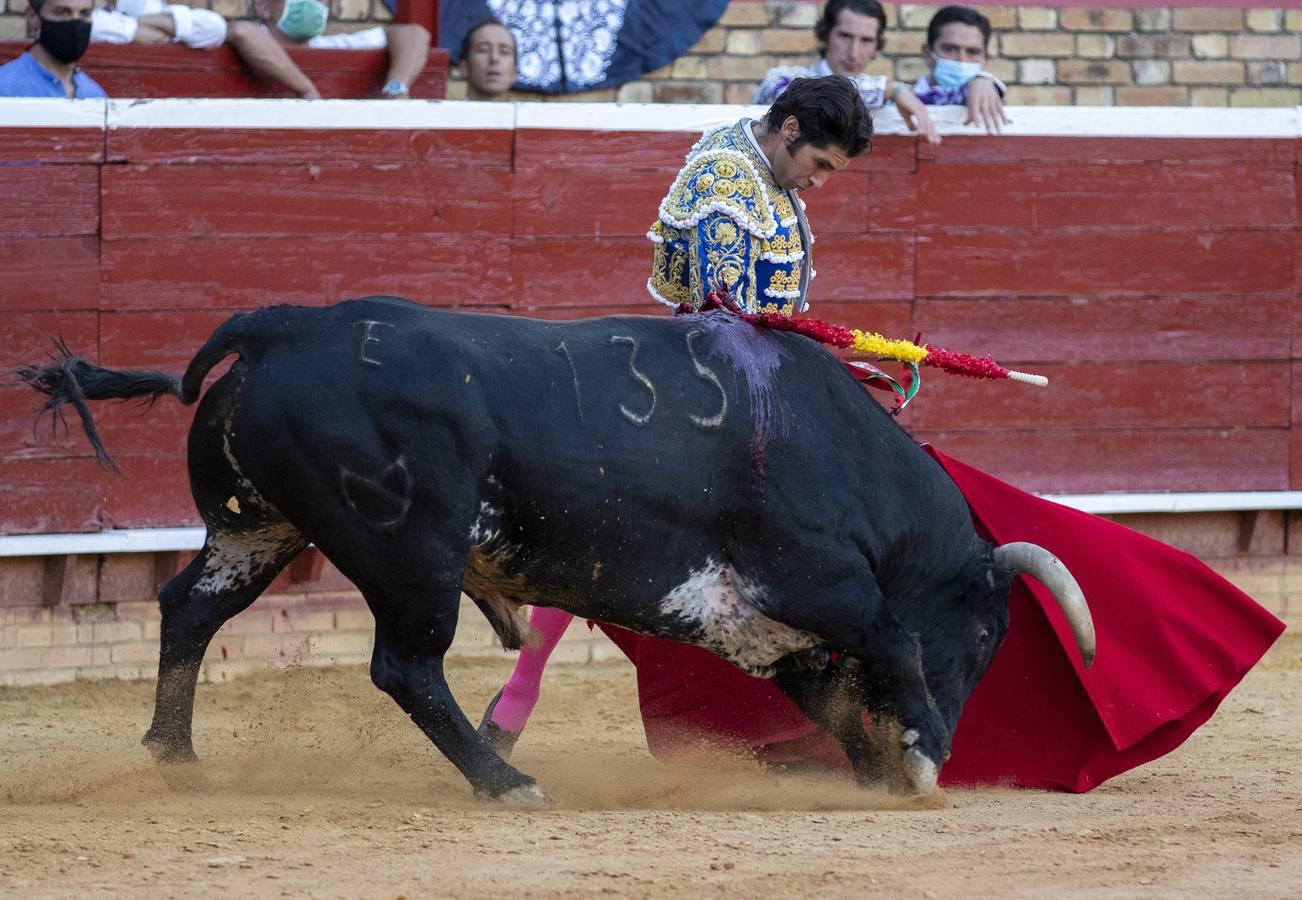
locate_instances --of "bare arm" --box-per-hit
[130,13,175,43]
[226,20,321,99]
[889,82,941,146]
[965,76,1009,135]
[381,24,430,91]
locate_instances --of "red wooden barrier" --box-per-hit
[1,104,1299,534]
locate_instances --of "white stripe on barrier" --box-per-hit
[0,97,106,127]
[5,492,1301,556]
[0,98,1297,138]
[104,97,515,130]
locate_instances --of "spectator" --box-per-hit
[753,0,936,144]
[914,5,1008,134]
[458,17,516,101]
[0,0,105,98]
[90,0,228,51]
[223,0,430,99]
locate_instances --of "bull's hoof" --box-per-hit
[473,783,551,806]
[902,747,939,795]
[141,731,198,765]
[476,690,522,761]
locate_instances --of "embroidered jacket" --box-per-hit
[647,119,813,316]
[753,57,888,109]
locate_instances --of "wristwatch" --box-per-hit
[381,79,410,99]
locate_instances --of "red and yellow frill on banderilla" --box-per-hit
[680,287,1048,412]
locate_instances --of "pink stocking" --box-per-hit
[489,605,574,732]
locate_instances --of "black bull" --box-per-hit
[20,297,1094,801]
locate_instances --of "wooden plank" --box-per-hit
[909,361,1289,431]
[515,129,914,173]
[0,237,100,313]
[97,454,197,528]
[513,168,667,238]
[912,295,1292,364]
[917,163,1295,229]
[0,458,107,534]
[511,236,655,309]
[919,136,1296,168]
[916,229,1295,298]
[0,128,103,164]
[102,164,511,239]
[912,427,1289,494]
[0,166,99,237]
[107,125,509,167]
[101,235,511,310]
[808,233,914,301]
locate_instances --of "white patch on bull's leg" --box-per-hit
[193,523,305,595]
[659,559,819,676]
[903,747,938,795]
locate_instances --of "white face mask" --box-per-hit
[932,57,982,88]
[277,0,328,40]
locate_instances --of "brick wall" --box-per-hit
[0,552,617,687]
[451,2,1302,106]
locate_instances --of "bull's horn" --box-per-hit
[992,542,1095,669]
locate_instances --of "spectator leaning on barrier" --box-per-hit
[224,0,430,99]
[914,5,1008,134]
[458,17,515,101]
[89,0,228,51]
[752,0,936,145]
[0,0,105,98]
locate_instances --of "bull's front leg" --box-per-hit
[763,568,949,794]
[364,572,548,804]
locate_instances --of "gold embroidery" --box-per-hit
[767,267,801,295]
[774,194,796,223]
[696,172,716,192]
[650,238,691,306]
[714,159,737,179]
[712,178,737,198]
[765,231,802,257]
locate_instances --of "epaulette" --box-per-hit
[657,148,778,240]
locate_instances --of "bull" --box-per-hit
[19,297,1094,802]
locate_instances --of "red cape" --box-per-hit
[598,446,1286,792]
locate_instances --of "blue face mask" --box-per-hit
[277,0,328,40]
[932,57,982,88]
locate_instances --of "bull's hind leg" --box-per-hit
[142,523,307,765]
[361,572,546,804]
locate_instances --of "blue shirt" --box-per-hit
[0,50,106,99]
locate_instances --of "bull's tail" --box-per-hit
[15,338,183,474]
[179,305,301,404]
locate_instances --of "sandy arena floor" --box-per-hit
[1,634,1299,899]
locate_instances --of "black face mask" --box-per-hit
[36,16,92,65]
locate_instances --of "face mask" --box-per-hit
[277,0,328,40]
[36,16,92,65]
[932,57,982,89]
